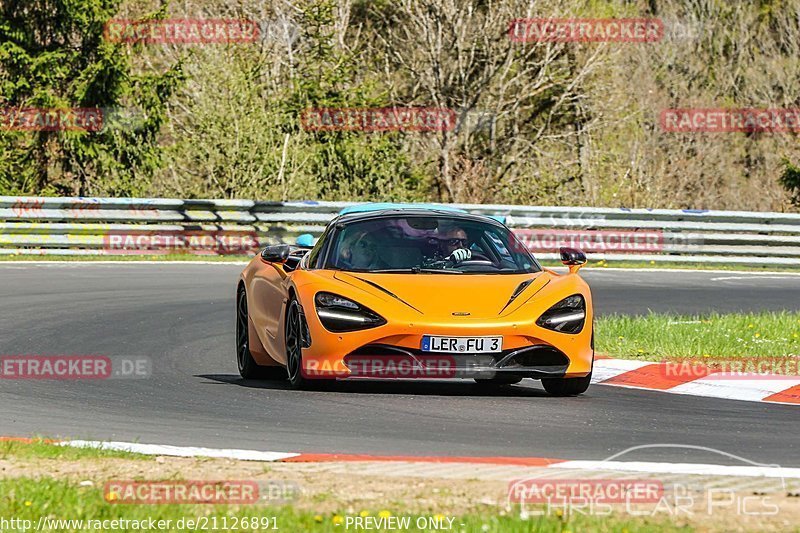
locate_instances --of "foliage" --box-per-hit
[780,159,800,206]
[0,0,181,196]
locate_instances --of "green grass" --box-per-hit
[597,311,800,361]
[0,477,690,532]
[0,439,146,461]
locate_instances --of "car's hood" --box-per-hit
[333,271,550,319]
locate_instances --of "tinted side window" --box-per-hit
[486,231,513,260]
[305,225,333,269]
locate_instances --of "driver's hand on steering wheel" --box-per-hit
[448,248,472,263]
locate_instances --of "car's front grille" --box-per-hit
[344,343,569,377]
[499,346,569,368]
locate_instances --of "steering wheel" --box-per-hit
[444,251,494,268]
[465,251,491,262]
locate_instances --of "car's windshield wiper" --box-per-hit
[413,268,463,274]
[368,268,463,274]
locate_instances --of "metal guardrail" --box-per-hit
[2,196,800,265]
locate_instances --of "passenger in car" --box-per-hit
[337,230,389,270]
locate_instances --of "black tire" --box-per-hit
[285,298,326,390]
[236,286,286,380]
[474,376,523,386]
[541,373,592,396]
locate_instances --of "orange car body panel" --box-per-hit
[239,255,593,379]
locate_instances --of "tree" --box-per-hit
[780,159,800,207]
[0,0,181,196]
[287,0,427,201]
[368,0,614,204]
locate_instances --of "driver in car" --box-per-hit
[430,223,473,264]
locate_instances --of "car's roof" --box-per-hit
[335,203,506,226]
[333,207,505,227]
[338,203,467,216]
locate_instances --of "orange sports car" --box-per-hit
[236,205,594,395]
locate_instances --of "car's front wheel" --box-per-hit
[236,286,285,380]
[541,373,591,396]
[285,298,327,390]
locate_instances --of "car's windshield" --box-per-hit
[324,215,540,274]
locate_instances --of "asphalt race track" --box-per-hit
[1,263,798,466]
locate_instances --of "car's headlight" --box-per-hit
[536,294,586,334]
[314,292,386,332]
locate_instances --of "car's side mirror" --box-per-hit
[560,247,587,274]
[283,252,305,272]
[261,244,291,263]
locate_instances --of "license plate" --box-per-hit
[421,335,503,353]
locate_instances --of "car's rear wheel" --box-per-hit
[236,286,285,380]
[541,373,591,396]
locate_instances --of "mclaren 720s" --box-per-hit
[236,204,594,395]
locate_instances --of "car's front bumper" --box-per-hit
[298,308,593,381]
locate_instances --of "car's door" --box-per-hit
[249,251,291,342]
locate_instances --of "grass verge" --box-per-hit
[0,477,688,533]
[0,439,146,461]
[597,311,800,361]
